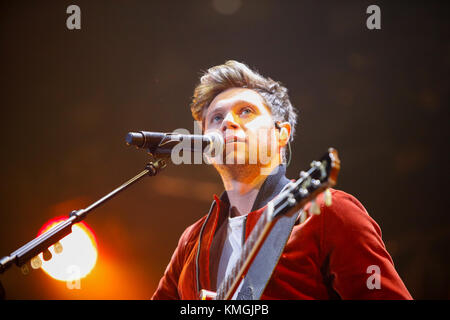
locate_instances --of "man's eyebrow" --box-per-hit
[207,105,226,116]
[207,100,256,116]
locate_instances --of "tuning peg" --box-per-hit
[324,188,332,207]
[43,248,52,261]
[54,241,63,254]
[287,194,296,206]
[311,200,321,215]
[21,263,30,275]
[310,161,321,168]
[30,255,42,269]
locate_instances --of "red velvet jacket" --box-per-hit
[152,166,412,300]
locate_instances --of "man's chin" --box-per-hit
[212,161,280,177]
[212,156,262,168]
[221,150,252,165]
[207,149,278,167]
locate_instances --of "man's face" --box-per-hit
[203,87,280,167]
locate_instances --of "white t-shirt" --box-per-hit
[215,214,246,298]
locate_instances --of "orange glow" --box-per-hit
[37,217,98,282]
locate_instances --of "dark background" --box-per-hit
[0,0,448,299]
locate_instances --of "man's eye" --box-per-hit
[212,115,223,122]
[240,107,253,116]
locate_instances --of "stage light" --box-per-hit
[37,217,98,282]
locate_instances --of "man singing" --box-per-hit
[152,60,412,300]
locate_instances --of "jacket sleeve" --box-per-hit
[321,190,413,299]
[151,224,195,300]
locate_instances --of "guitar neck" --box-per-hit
[216,206,275,300]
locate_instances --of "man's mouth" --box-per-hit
[224,136,245,144]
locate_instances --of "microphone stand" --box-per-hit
[0,158,167,299]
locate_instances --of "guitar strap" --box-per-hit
[236,171,300,300]
[236,206,299,300]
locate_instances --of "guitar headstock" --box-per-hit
[272,148,341,219]
[309,147,340,187]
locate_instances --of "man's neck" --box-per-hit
[216,162,280,217]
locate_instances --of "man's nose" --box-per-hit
[221,112,239,131]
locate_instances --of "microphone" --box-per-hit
[125,131,223,157]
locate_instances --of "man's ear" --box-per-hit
[276,122,291,147]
